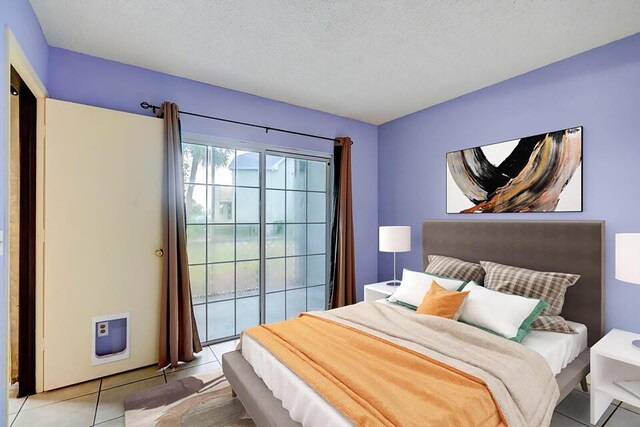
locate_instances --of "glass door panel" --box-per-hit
[185,143,261,342]
[265,154,329,323]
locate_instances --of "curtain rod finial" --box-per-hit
[141,102,159,114]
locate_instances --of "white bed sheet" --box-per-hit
[240,300,587,427]
[521,320,587,375]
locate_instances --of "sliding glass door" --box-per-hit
[264,155,328,323]
[183,138,330,344]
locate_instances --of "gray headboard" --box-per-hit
[423,220,604,347]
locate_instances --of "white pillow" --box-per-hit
[388,269,466,308]
[458,282,545,340]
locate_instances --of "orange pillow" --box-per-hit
[416,281,469,320]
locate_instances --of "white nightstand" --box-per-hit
[364,281,398,302]
[591,329,640,424]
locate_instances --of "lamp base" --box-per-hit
[633,340,640,350]
[386,280,401,287]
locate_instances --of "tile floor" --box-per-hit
[6,338,640,426]
[7,340,238,427]
[553,389,640,426]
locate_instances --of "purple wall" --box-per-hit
[47,48,379,302]
[1,0,49,418]
[378,34,640,333]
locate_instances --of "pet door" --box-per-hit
[91,313,130,365]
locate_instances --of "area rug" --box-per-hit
[123,367,255,426]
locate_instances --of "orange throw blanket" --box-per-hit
[245,313,506,427]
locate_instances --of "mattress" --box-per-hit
[240,300,587,427]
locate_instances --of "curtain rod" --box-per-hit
[140,102,352,145]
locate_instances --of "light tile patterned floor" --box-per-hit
[6,339,640,426]
[7,340,236,427]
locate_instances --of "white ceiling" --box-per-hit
[30,0,640,125]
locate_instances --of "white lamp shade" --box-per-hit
[616,233,640,285]
[379,226,411,253]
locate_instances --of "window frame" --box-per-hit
[183,133,333,345]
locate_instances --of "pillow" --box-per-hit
[480,261,580,333]
[387,269,466,309]
[416,282,469,320]
[531,316,576,334]
[458,282,548,342]
[426,255,485,284]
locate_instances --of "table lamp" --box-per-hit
[379,226,411,286]
[615,233,640,349]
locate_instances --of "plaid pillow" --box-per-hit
[531,315,576,334]
[480,261,580,334]
[480,261,580,316]
[426,255,485,284]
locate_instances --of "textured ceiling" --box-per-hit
[29,0,640,124]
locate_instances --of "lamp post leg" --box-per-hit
[393,252,397,285]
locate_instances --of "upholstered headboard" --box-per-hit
[423,220,604,347]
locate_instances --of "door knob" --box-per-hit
[155,249,164,257]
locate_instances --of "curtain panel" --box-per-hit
[329,137,356,308]
[158,102,202,368]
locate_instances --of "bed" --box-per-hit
[222,220,604,427]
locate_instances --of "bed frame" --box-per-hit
[223,220,604,427]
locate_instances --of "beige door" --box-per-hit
[43,99,163,390]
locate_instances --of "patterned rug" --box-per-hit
[124,367,255,426]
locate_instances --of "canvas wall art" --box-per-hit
[446,127,582,213]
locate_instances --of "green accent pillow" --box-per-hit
[385,296,418,311]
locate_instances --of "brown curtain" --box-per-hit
[329,137,356,308]
[158,102,202,368]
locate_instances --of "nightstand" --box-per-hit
[591,329,640,424]
[364,281,398,302]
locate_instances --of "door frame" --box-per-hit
[11,65,38,397]
[4,28,48,395]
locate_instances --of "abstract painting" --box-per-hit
[446,127,582,213]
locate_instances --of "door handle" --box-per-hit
[155,249,164,257]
